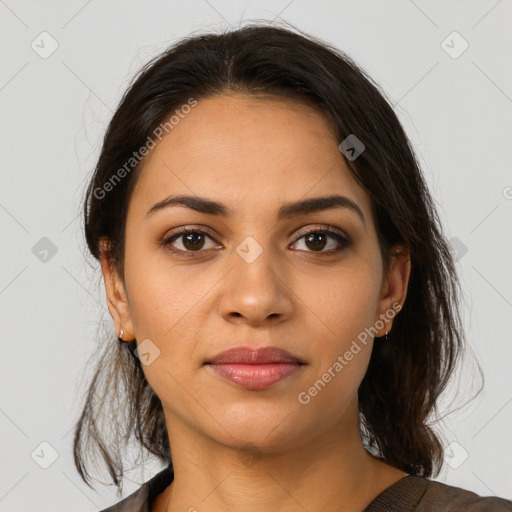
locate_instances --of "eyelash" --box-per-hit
[160,225,351,257]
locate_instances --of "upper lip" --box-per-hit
[205,346,306,365]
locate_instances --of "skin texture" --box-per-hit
[100,94,411,511]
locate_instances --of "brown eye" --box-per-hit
[304,232,329,251]
[290,227,351,254]
[162,228,219,255]
[180,232,206,251]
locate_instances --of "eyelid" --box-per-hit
[161,225,218,241]
[293,223,348,240]
[160,225,220,252]
[161,223,351,256]
[163,223,348,240]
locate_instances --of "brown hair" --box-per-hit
[74,22,479,495]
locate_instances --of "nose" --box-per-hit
[218,243,294,326]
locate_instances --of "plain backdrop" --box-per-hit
[1,0,511,510]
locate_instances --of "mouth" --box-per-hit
[204,345,306,365]
[204,346,306,391]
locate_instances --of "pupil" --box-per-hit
[184,233,204,250]
[306,233,326,251]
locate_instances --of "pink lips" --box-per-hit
[205,346,305,391]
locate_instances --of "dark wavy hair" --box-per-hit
[74,21,480,495]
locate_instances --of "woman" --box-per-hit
[74,23,512,511]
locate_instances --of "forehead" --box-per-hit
[129,94,374,225]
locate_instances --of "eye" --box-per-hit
[161,227,220,256]
[290,226,351,254]
[161,225,351,257]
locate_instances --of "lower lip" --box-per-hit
[206,363,303,390]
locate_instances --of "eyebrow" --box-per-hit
[145,193,366,227]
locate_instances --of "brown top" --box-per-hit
[99,464,512,511]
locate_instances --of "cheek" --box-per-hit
[297,262,381,345]
[124,244,202,338]
[123,246,213,385]
[293,261,380,399]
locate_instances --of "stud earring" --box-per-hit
[118,329,124,342]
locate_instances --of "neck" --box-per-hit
[153,398,408,512]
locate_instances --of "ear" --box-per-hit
[375,244,411,336]
[99,237,135,341]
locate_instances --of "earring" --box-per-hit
[384,330,389,341]
[118,329,124,342]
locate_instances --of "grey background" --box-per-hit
[1,0,511,510]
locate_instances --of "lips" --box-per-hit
[205,346,305,365]
[204,346,305,391]
[204,346,306,390]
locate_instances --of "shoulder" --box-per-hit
[99,487,148,512]
[97,464,174,512]
[365,475,512,511]
[419,477,512,511]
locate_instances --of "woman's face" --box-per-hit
[101,94,410,453]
